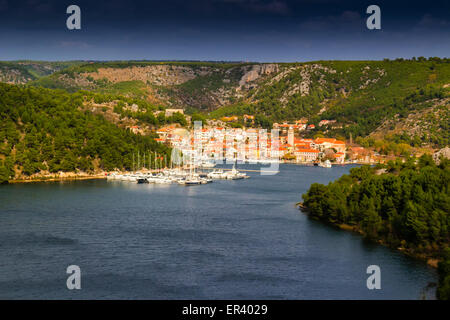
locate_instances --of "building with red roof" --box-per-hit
[294,148,319,162]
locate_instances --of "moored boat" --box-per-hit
[199,161,215,168]
[137,178,149,184]
[207,169,226,179]
[318,160,332,168]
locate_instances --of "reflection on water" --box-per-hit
[0,164,437,299]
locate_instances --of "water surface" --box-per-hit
[0,164,437,299]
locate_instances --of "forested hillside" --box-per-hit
[301,155,450,299]
[29,61,255,109]
[1,59,449,150]
[22,58,449,147]
[0,61,84,84]
[211,59,450,146]
[0,83,170,183]
[0,62,35,84]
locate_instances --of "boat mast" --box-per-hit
[138,150,140,171]
[190,152,192,179]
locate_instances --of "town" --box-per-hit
[153,114,383,166]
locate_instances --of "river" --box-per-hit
[0,164,437,299]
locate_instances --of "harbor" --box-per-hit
[105,151,341,186]
[106,163,250,185]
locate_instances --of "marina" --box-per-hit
[106,164,249,185]
[105,158,345,185]
[106,151,252,185]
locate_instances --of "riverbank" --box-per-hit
[7,168,190,184]
[282,159,376,166]
[8,173,107,184]
[335,223,441,268]
[299,206,441,269]
[299,156,450,299]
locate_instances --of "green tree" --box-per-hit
[437,248,450,300]
[0,164,9,184]
[191,113,207,125]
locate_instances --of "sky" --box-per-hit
[0,0,449,61]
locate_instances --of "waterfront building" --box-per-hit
[155,123,349,164]
[313,138,346,153]
[334,152,345,163]
[294,148,320,162]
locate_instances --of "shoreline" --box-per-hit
[4,163,367,185]
[300,207,440,269]
[8,174,107,184]
[6,168,185,184]
[282,160,375,166]
[335,223,440,268]
[5,163,364,184]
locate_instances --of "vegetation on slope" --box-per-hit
[210,58,450,148]
[5,58,450,148]
[0,61,85,84]
[79,90,187,128]
[30,61,251,109]
[0,83,170,183]
[252,60,447,123]
[437,248,450,300]
[172,66,244,110]
[61,60,249,73]
[301,155,450,299]
[0,62,36,83]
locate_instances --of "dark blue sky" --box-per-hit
[0,0,449,61]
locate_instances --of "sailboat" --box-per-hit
[182,153,202,185]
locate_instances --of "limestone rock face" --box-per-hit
[239,64,279,87]
[83,65,202,86]
[434,147,450,164]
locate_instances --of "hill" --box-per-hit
[29,61,260,110]
[301,155,450,299]
[2,59,449,149]
[0,83,170,183]
[0,61,85,84]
